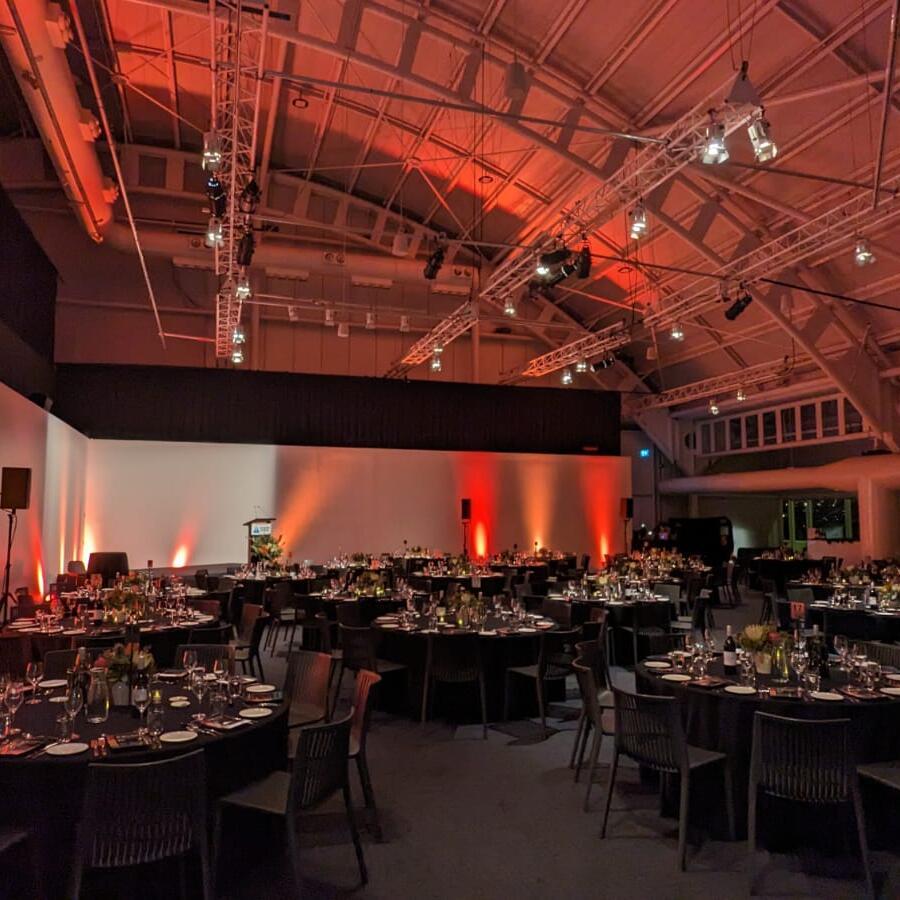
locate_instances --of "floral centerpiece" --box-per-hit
[353,570,387,597]
[251,533,285,569]
[94,642,156,705]
[350,551,370,567]
[738,625,792,675]
[103,585,148,623]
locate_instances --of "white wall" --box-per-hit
[83,441,631,567]
[695,495,782,551]
[0,382,87,594]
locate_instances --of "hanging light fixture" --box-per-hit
[854,238,876,267]
[231,325,246,345]
[670,322,685,341]
[423,245,445,280]
[399,314,410,333]
[202,131,223,172]
[736,388,746,402]
[561,368,574,385]
[288,306,299,322]
[365,311,376,330]
[206,175,226,217]
[575,358,588,373]
[628,202,648,240]
[430,351,442,372]
[239,178,261,215]
[504,58,529,103]
[237,230,255,266]
[748,113,777,162]
[230,346,244,364]
[324,308,336,327]
[337,322,350,338]
[724,289,753,321]
[576,240,591,278]
[708,399,720,416]
[392,228,413,257]
[234,276,251,300]
[700,119,729,165]
[503,295,517,317]
[204,216,223,249]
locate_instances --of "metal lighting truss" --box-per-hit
[481,100,759,309]
[211,1,268,357]
[629,358,797,411]
[643,172,900,329]
[500,321,632,383]
[388,85,758,376]
[383,301,477,377]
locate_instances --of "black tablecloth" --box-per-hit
[635,660,900,845]
[0,681,288,898]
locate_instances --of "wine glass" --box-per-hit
[790,649,808,685]
[191,671,209,713]
[25,662,43,703]
[5,682,23,734]
[182,649,198,676]
[62,685,82,740]
[834,635,849,671]
[132,671,150,736]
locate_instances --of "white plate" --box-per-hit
[810,691,843,701]
[724,684,757,695]
[62,629,86,636]
[644,661,671,670]
[239,676,257,684]
[245,683,277,694]
[195,616,214,623]
[38,679,67,689]
[239,706,273,719]
[157,671,185,680]
[517,626,537,633]
[661,673,691,682]
[169,699,190,708]
[159,731,198,744]
[881,687,900,697]
[886,673,900,683]
[46,742,89,756]
[379,623,399,629]
[169,695,189,702]
[478,630,497,636]
[203,673,218,682]
[48,695,67,703]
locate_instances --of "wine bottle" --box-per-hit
[723,625,737,674]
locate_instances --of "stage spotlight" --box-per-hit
[670,322,684,341]
[202,131,223,172]
[724,291,753,321]
[204,216,223,249]
[239,178,261,215]
[503,295,517,317]
[206,175,226,217]
[748,114,777,162]
[589,355,615,372]
[536,247,571,277]
[505,58,528,103]
[399,314,410,333]
[237,230,255,266]
[560,367,573,385]
[700,119,729,165]
[234,276,251,300]
[424,245,445,280]
[230,346,244,364]
[232,325,246,345]
[430,351,442,372]
[708,399,720,416]
[628,202,648,240]
[575,358,588,373]
[576,241,591,278]
[854,239,876,267]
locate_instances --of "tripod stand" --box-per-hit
[0,509,16,628]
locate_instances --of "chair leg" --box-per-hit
[255,651,265,683]
[478,672,488,740]
[583,727,603,812]
[600,749,619,839]
[570,710,586,776]
[356,752,383,842]
[502,672,512,721]
[535,676,546,737]
[851,785,875,900]
[343,784,368,885]
[574,717,592,783]
[723,763,736,842]
[420,674,430,726]
[286,818,304,895]
[747,785,758,895]
[633,629,639,668]
[677,769,691,871]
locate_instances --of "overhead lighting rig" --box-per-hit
[724,287,753,321]
[628,202,648,240]
[424,242,446,280]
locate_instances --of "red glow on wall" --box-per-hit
[454,453,497,559]
[578,457,628,563]
[172,545,189,568]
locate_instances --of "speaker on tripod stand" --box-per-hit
[460,498,471,559]
[1,467,30,626]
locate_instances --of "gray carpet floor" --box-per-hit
[220,590,900,900]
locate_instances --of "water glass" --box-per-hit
[85,669,110,724]
[25,662,42,703]
[739,654,756,688]
[228,675,243,704]
[209,687,227,720]
[804,671,821,693]
[146,704,165,742]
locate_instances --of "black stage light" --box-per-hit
[206,175,226,217]
[576,243,591,278]
[237,230,255,266]
[239,178,261,215]
[724,291,753,321]
[423,245,445,280]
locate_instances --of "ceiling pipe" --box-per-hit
[0,0,115,241]
[874,0,900,209]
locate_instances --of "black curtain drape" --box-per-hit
[53,364,621,455]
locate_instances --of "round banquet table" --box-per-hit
[372,613,560,720]
[0,679,288,898]
[635,658,900,846]
[406,572,506,597]
[1,611,222,672]
[806,601,900,643]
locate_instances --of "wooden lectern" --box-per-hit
[243,517,276,564]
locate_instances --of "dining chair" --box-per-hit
[348,669,384,840]
[758,577,778,624]
[264,580,299,650]
[216,714,366,895]
[571,658,614,811]
[187,623,232,645]
[541,595,573,626]
[334,625,406,706]
[617,601,681,667]
[284,649,331,729]
[855,640,900,669]
[421,633,487,738]
[188,598,222,620]
[194,568,209,590]
[70,750,211,899]
[570,638,614,781]
[232,605,269,680]
[748,712,872,898]
[601,686,735,871]
[174,643,235,674]
[42,648,77,679]
[0,826,42,897]
[504,627,579,737]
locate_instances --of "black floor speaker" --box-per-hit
[1,468,31,510]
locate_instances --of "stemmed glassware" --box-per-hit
[132,670,150,736]
[5,682,24,734]
[191,669,209,712]
[62,684,82,741]
[834,635,849,672]
[25,662,43,703]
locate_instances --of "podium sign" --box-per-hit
[242,517,276,563]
